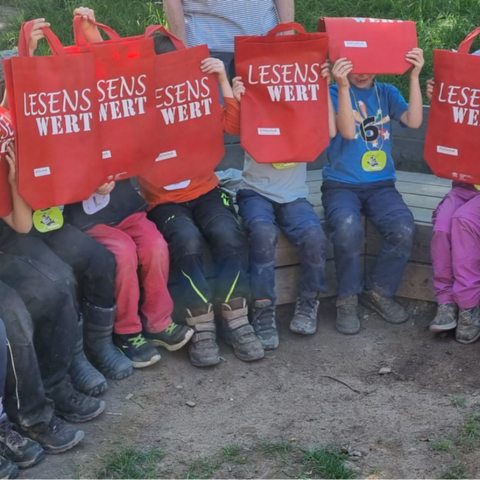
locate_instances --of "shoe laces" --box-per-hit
[0,420,24,449]
[128,334,148,349]
[438,303,455,314]
[253,305,275,329]
[295,297,318,317]
[460,309,473,325]
[164,323,178,335]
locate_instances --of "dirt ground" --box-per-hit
[17,298,480,479]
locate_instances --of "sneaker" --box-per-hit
[144,322,193,351]
[17,416,84,455]
[218,298,264,362]
[430,303,459,332]
[456,306,480,344]
[335,295,361,335]
[359,289,409,324]
[0,415,44,469]
[0,456,17,479]
[113,333,161,368]
[186,304,220,367]
[51,382,105,423]
[251,300,279,350]
[290,292,320,335]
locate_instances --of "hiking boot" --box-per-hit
[186,304,220,367]
[456,306,480,344]
[17,416,84,455]
[69,316,108,397]
[218,298,264,362]
[251,300,279,350]
[83,301,133,380]
[0,456,17,479]
[359,289,409,324]
[50,382,105,423]
[430,303,459,333]
[335,295,361,335]
[113,333,161,368]
[144,322,193,351]
[290,292,320,335]
[0,414,44,469]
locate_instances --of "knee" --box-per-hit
[386,215,416,254]
[248,221,278,258]
[89,243,117,277]
[168,221,204,258]
[209,219,247,257]
[300,225,328,263]
[137,232,169,262]
[331,215,363,252]
[112,238,138,271]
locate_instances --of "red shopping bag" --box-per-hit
[318,17,417,74]
[71,17,160,181]
[4,21,104,210]
[0,107,14,217]
[424,28,480,184]
[235,22,329,163]
[141,26,225,186]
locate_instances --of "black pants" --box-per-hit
[0,254,80,428]
[148,187,250,310]
[0,224,116,308]
[0,318,6,413]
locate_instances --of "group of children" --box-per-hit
[0,7,477,477]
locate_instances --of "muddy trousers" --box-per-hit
[0,254,78,428]
[321,180,416,300]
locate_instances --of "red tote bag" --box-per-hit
[71,17,160,181]
[0,107,14,217]
[141,26,225,187]
[235,22,330,164]
[424,28,480,184]
[318,17,417,74]
[4,21,103,210]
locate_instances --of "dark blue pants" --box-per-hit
[237,189,328,303]
[321,180,416,300]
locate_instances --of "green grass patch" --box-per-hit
[221,444,241,458]
[451,397,467,409]
[437,462,470,479]
[184,455,223,480]
[432,439,456,454]
[301,446,356,479]
[455,412,480,452]
[258,438,293,456]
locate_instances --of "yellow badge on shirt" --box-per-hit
[272,163,298,170]
[362,151,387,172]
[474,184,480,191]
[33,207,64,233]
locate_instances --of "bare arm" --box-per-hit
[201,58,234,99]
[274,0,294,23]
[400,48,424,129]
[1,90,7,109]
[332,58,356,140]
[164,0,188,46]
[74,7,102,43]
[320,61,337,138]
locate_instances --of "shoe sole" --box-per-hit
[55,400,106,424]
[335,323,360,335]
[456,330,480,344]
[15,449,46,469]
[131,354,161,369]
[147,329,194,352]
[72,380,108,398]
[429,322,457,333]
[359,296,409,324]
[289,325,317,335]
[43,430,85,455]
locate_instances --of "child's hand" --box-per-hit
[426,78,435,101]
[5,142,17,187]
[74,7,97,35]
[321,61,332,85]
[28,18,50,56]
[232,76,245,103]
[406,48,424,78]
[332,58,353,89]
[95,182,115,196]
[200,58,227,83]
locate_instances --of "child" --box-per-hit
[323,49,424,334]
[232,65,337,350]
[139,35,264,367]
[426,59,480,343]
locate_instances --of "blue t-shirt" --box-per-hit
[324,81,408,184]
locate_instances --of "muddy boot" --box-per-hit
[456,306,480,344]
[69,316,107,397]
[429,303,458,332]
[290,292,320,335]
[251,300,279,350]
[186,304,220,367]
[82,302,133,380]
[335,295,361,335]
[359,289,409,324]
[219,298,264,362]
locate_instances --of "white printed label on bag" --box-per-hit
[34,167,51,177]
[437,145,458,156]
[156,150,178,162]
[344,41,368,48]
[258,128,280,135]
[83,193,111,215]
[164,180,191,191]
[102,150,112,159]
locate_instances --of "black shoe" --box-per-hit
[186,305,220,367]
[251,300,279,350]
[50,382,105,423]
[290,292,320,335]
[17,416,84,455]
[144,323,193,351]
[0,415,44,469]
[69,316,108,397]
[359,289,409,324]
[113,333,161,368]
[0,456,17,479]
[335,295,361,335]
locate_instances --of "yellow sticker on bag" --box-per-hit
[33,207,64,233]
[362,151,387,172]
[272,163,298,170]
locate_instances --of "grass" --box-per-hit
[2,0,480,102]
[432,439,456,454]
[455,412,480,452]
[258,438,293,456]
[301,446,356,479]
[437,462,470,479]
[451,397,467,409]
[184,455,223,480]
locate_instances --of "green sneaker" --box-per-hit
[144,323,193,351]
[113,333,161,368]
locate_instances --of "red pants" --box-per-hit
[87,212,173,334]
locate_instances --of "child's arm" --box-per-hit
[426,78,434,101]
[95,182,115,195]
[73,7,102,43]
[200,58,234,99]
[1,90,7,110]
[400,48,424,129]
[331,58,355,140]
[2,143,32,233]
[321,61,337,138]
